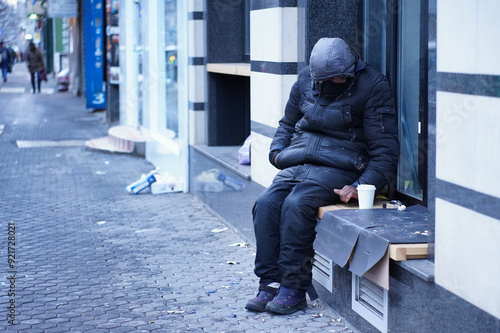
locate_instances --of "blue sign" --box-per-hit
[84,0,106,109]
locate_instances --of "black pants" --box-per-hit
[31,71,41,92]
[252,179,340,292]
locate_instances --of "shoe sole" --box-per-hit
[245,300,267,312]
[264,299,307,315]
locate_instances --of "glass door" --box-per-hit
[165,0,178,137]
[396,0,427,201]
[362,0,387,75]
[134,0,143,126]
[363,0,428,204]
[143,0,188,191]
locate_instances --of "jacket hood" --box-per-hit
[309,38,357,81]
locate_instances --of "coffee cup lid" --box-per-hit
[357,184,376,190]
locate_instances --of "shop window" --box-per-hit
[165,0,178,137]
[363,0,428,205]
[396,0,428,203]
[362,0,387,75]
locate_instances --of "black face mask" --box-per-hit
[320,80,349,100]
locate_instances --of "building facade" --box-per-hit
[117,1,500,332]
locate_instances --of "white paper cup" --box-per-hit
[357,184,376,209]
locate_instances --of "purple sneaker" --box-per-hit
[245,289,277,312]
[265,286,307,315]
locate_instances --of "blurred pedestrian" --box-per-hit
[25,42,45,94]
[0,41,12,82]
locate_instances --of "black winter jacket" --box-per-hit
[269,61,399,192]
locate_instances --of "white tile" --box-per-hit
[251,7,297,62]
[436,92,500,198]
[251,132,278,187]
[188,65,206,103]
[474,97,500,197]
[251,8,281,62]
[188,20,205,58]
[435,199,500,319]
[477,1,500,75]
[250,72,297,128]
[280,7,298,62]
[437,0,477,73]
[189,109,205,145]
[297,7,306,63]
[188,0,204,12]
[437,0,500,75]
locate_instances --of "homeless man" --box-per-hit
[245,37,399,315]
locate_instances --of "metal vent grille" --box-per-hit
[312,251,333,292]
[352,274,388,333]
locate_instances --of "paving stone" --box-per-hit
[69,325,100,332]
[94,322,123,330]
[44,317,71,324]
[4,324,37,332]
[97,326,136,333]
[54,320,85,330]
[18,318,44,325]
[30,322,59,331]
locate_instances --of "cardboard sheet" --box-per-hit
[314,206,428,290]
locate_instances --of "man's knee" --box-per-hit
[254,190,283,215]
[282,193,303,210]
[282,193,317,219]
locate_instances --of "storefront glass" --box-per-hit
[135,0,143,126]
[363,0,387,75]
[140,0,187,190]
[363,0,427,202]
[165,0,178,137]
[397,0,426,200]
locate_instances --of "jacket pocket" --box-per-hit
[376,107,397,134]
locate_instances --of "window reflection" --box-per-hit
[363,0,387,75]
[397,0,424,199]
[165,0,178,137]
[136,0,143,125]
[363,0,426,201]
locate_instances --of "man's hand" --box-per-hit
[334,185,358,203]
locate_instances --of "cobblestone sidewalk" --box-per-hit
[0,63,359,332]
